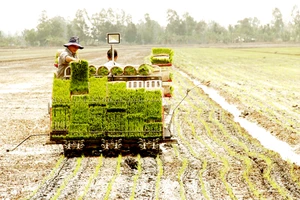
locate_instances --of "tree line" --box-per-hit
[1,6,300,47]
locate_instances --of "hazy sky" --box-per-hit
[1,0,299,34]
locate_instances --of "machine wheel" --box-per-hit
[63,140,85,157]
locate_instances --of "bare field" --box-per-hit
[0,45,300,200]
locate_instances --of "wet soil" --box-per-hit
[1,46,300,200]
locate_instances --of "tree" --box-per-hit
[234,17,260,42]
[271,8,284,40]
[194,20,208,43]
[206,21,228,43]
[90,8,129,44]
[291,5,300,41]
[259,24,273,42]
[0,31,8,47]
[1,7,299,46]
[71,9,91,45]
[35,11,71,46]
[90,9,107,43]
[136,13,163,44]
[180,12,198,43]
[143,13,155,44]
[165,9,181,38]
[36,10,52,46]
[47,16,69,46]
[23,29,37,46]
[124,22,137,43]
[182,13,197,35]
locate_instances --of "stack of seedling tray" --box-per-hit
[150,48,174,97]
[51,60,163,140]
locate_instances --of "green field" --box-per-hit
[173,46,300,145]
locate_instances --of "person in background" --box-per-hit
[104,49,120,67]
[57,36,84,78]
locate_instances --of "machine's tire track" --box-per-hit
[174,126,214,200]
[174,115,226,200]
[182,160,207,200]
[174,72,231,199]
[57,157,98,200]
[270,159,300,199]
[107,156,139,200]
[134,157,157,199]
[158,145,182,200]
[30,158,75,200]
[82,157,117,199]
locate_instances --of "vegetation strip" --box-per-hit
[198,160,210,200]
[175,72,217,159]
[26,155,65,200]
[178,158,188,200]
[288,161,300,189]
[205,92,291,198]
[219,158,237,200]
[154,155,163,200]
[175,73,219,198]
[103,154,122,200]
[129,154,142,200]
[175,109,210,199]
[78,155,103,200]
[176,70,259,198]
[258,154,292,199]
[51,156,83,200]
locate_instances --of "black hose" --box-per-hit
[6,134,49,152]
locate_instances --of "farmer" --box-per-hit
[57,36,84,78]
[104,49,120,67]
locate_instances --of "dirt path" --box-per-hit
[1,46,300,200]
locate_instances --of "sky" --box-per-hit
[1,0,299,34]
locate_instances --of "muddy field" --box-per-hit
[0,45,300,200]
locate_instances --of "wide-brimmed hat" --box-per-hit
[64,36,84,49]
